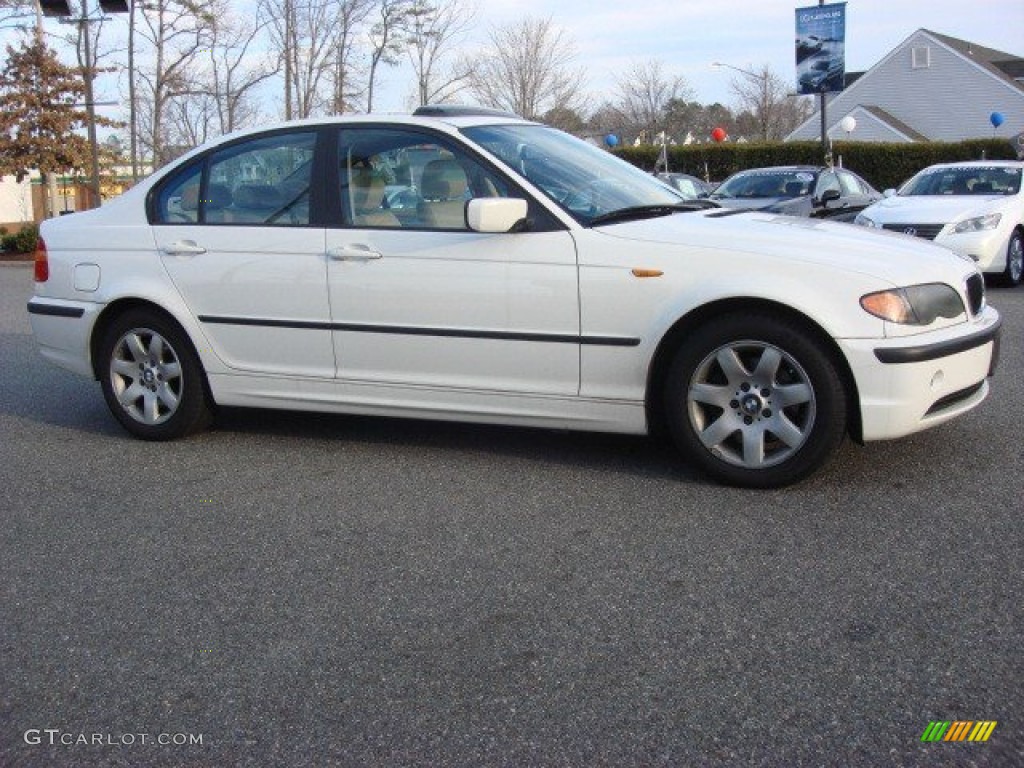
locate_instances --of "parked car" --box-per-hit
[27,107,1000,488]
[796,35,823,62]
[655,172,714,201]
[709,165,881,221]
[854,161,1024,286]
[798,54,844,93]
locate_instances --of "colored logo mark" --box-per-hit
[921,721,997,742]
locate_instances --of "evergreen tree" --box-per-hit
[0,37,93,182]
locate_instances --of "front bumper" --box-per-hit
[936,229,1008,273]
[839,307,1000,441]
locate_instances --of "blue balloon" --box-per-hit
[990,112,1005,128]
[604,134,619,148]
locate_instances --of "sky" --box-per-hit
[372,0,1024,113]
[3,0,1023,122]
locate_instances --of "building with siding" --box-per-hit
[787,29,1024,144]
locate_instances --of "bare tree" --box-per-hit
[464,16,586,120]
[327,0,373,114]
[262,0,336,119]
[166,90,218,148]
[613,59,692,143]
[365,0,410,113]
[135,0,215,168]
[163,5,278,149]
[205,5,279,134]
[405,0,474,107]
[0,0,35,32]
[727,64,812,141]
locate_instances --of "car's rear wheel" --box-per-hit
[1002,230,1023,287]
[99,309,213,440]
[663,313,847,488]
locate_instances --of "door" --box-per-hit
[325,126,580,396]
[152,129,334,378]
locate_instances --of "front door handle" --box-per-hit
[161,240,207,256]
[328,244,383,261]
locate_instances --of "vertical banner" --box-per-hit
[795,3,847,95]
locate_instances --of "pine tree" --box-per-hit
[0,37,93,182]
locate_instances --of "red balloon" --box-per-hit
[711,127,727,143]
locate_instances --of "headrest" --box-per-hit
[204,183,232,211]
[350,166,386,211]
[233,184,285,209]
[421,159,468,201]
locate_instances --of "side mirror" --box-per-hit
[819,189,841,207]
[466,198,529,233]
[883,188,897,198]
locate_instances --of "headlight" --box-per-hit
[860,283,965,325]
[953,213,1001,234]
[854,212,879,228]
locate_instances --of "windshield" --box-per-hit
[462,124,684,225]
[712,169,816,199]
[899,166,1022,196]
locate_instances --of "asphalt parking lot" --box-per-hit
[1,263,1021,767]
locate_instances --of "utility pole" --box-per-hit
[818,0,828,163]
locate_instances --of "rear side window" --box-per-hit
[153,131,317,226]
[155,165,202,224]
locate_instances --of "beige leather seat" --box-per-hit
[350,166,399,227]
[418,158,469,229]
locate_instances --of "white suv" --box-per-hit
[28,107,1001,487]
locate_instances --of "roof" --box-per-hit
[858,106,931,142]
[923,29,1024,94]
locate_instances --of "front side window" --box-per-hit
[816,171,841,197]
[338,127,512,231]
[838,170,866,195]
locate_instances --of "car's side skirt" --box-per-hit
[207,372,649,435]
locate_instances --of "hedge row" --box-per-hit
[614,139,1018,191]
[0,224,39,254]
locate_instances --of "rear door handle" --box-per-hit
[328,245,383,261]
[161,240,207,256]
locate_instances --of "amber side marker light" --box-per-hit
[34,237,49,282]
[631,268,664,278]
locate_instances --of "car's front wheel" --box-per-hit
[1002,230,1023,287]
[663,313,848,488]
[99,309,213,440]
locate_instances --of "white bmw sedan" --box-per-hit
[28,107,1001,488]
[854,161,1024,287]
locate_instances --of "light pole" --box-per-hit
[42,0,130,208]
[712,61,771,141]
[712,61,763,83]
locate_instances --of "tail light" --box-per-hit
[34,237,48,282]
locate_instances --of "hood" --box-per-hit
[712,196,812,216]
[593,208,975,287]
[865,194,1003,223]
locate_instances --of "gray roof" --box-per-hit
[858,106,930,142]
[925,29,1024,94]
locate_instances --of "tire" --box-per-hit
[98,308,213,440]
[1001,230,1023,287]
[663,313,847,488]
